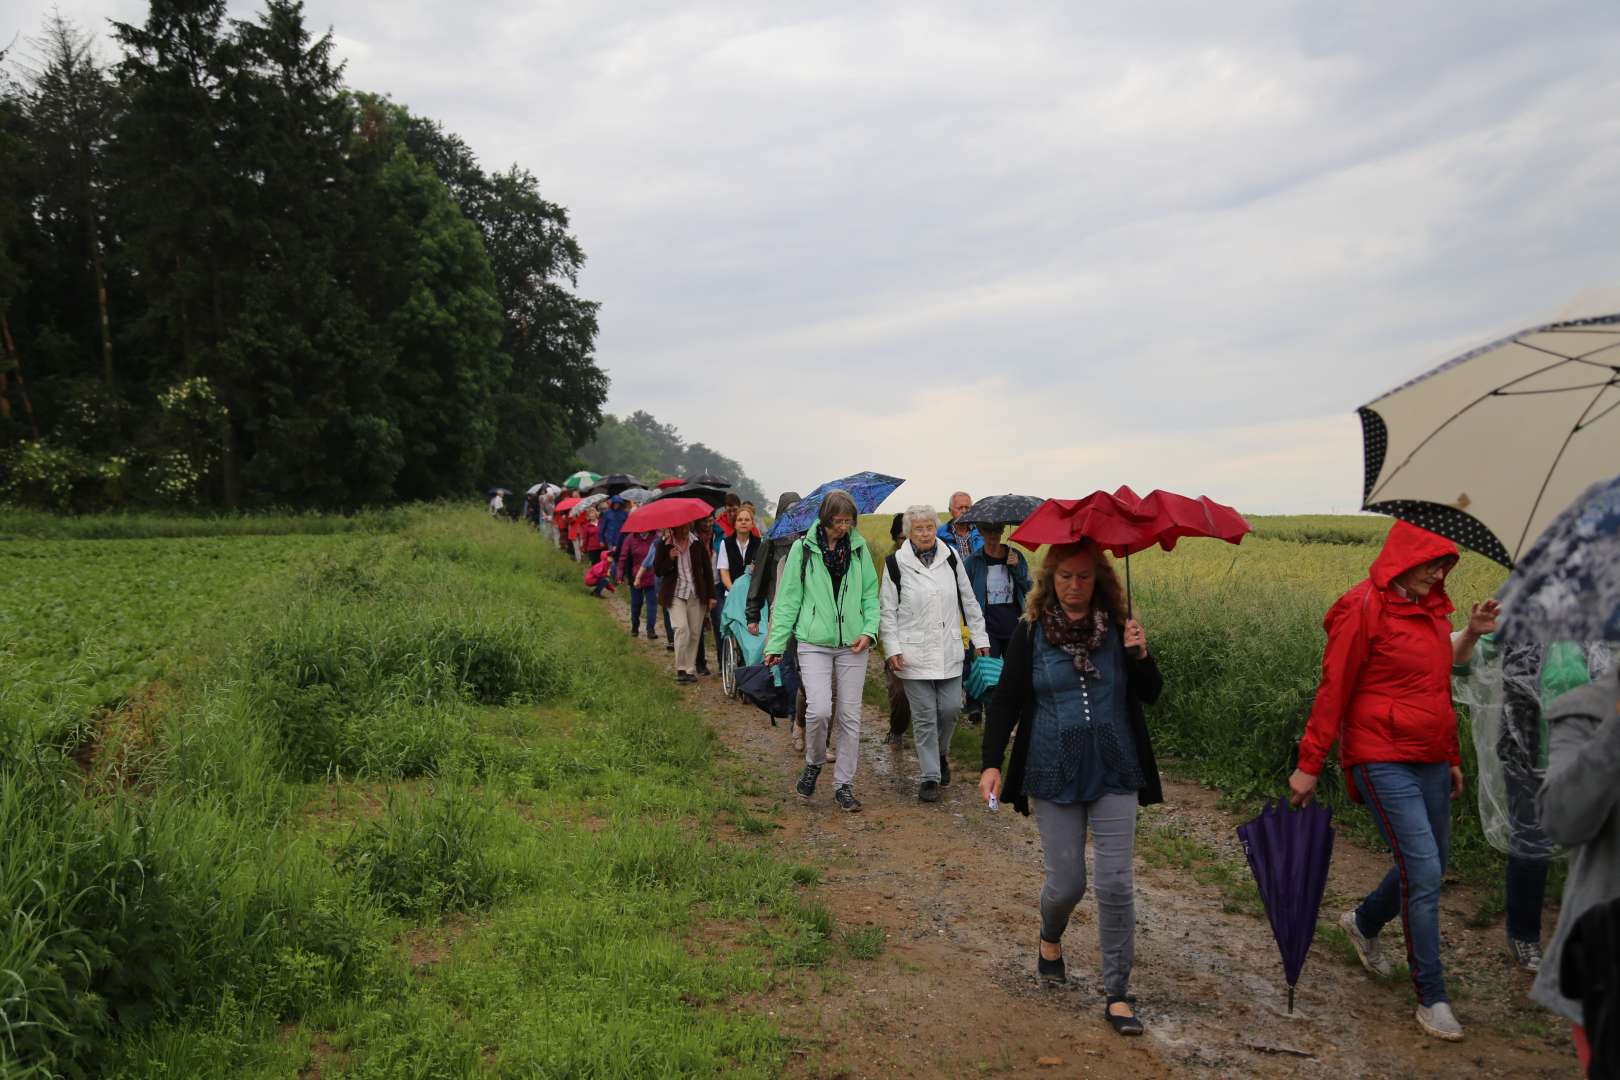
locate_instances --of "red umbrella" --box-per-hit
[554,496,583,514]
[656,477,686,490]
[623,497,714,533]
[1011,486,1251,609]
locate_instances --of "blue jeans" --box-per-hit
[1351,762,1452,1006]
[629,586,658,634]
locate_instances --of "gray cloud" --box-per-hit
[21,0,1618,511]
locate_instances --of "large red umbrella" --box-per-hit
[554,496,583,515]
[623,497,714,533]
[1011,486,1251,609]
[656,477,686,490]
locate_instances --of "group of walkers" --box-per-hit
[520,482,1616,1069]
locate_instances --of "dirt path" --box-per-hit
[609,598,1577,1078]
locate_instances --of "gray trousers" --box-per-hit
[901,676,962,784]
[1032,793,1138,997]
[799,643,868,787]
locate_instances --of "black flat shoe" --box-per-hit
[1037,950,1067,986]
[1104,996,1144,1036]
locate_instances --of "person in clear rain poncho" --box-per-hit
[1453,620,1615,973]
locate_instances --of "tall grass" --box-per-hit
[3,509,826,1077]
[0,504,415,541]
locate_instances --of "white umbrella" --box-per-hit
[569,492,609,517]
[1360,310,1620,566]
[526,483,545,495]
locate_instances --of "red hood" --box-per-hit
[1369,521,1458,591]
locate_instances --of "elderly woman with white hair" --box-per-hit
[881,505,990,802]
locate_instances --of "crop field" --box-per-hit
[1,509,832,1077]
[857,511,1511,875]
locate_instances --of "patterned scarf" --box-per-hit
[1040,603,1111,679]
[817,524,852,592]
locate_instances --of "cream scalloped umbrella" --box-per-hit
[1359,310,1620,567]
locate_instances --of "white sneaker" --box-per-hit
[1416,1001,1464,1041]
[1340,910,1392,978]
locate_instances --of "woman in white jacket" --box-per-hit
[882,505,990,802]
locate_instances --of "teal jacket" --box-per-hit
[765,530,881,654]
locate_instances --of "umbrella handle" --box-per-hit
[1125,553,1133,618]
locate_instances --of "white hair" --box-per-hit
[903,504,939,530]
[949,490,972,506]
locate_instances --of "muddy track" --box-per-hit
[605,596,1575,1078]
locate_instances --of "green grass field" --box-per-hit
[2,509,833,1077]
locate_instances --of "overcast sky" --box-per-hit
[18,1,1620,513]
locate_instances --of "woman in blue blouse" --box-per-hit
[979,540,1163,1036]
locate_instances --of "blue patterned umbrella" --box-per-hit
[1498,473,1620,644]
[766,472,905,539]
[1238,801,1335,1013]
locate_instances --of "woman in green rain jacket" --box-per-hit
[764,491,881,812]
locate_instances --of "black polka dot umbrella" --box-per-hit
[1360,311,1620,568]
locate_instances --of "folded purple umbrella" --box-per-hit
[1237,800,1335,1013]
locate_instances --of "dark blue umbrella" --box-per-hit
[956,493,1045,528]
[1498,473,1620,645]
[1237,801,1335,1013]
[766,472,905,540]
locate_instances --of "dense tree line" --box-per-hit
[580,410,768,509]
[0,0,606,509]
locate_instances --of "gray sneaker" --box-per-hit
[1415,1001,1464,1041]
[1508,937,1542,974]
[1340,910,1393,978]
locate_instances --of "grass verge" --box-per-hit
[4,509,830,1077]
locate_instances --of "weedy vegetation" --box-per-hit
[2,508,832,1077]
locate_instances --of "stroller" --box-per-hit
[718,571,769,700]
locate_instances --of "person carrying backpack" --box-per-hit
[763,490,881,812]
[881,505,990,802]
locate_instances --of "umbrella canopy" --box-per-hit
[1010,486,1251,555]
[485,487,511,498]
[569,492,609,517]
[646,483,730,509]
[554,496,582,515]
[616,486,653,504]
[563,470,602,491]
[689,473,732,488]
[1011,487,1251,610]
[526,483,545,495]
[955,493,1046,528]
[1358,312,1620,568]
[656,477,686,490]
[1497,473,1620,644]
[766,472,906,539]
[588,473,642,495]
[622,497,715,533]
[1237,801,1336,1013]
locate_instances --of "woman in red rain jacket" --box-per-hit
[1289,520,1497,1043]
